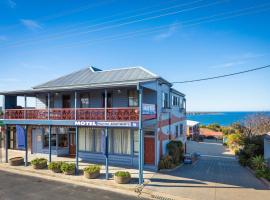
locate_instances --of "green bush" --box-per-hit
[60,163,76,173]
[83,165,101,174]
[48,161,63,172]
[31,158,47,166]
[167,141,184,165]
[251,155,266,170]
[255,168,270,181]
[158,155,174,169]
[115,171,131,178]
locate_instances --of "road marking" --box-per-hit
[200,154,235,159]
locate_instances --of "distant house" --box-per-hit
[200,128,223,139]
[186,120,200,138]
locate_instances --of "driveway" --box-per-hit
[144,140,270,200]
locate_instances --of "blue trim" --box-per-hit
[24,126,28,166]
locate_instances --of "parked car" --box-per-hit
[184,153,192,164]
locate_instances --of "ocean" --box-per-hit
[187,111,270,126]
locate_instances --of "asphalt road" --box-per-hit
[0,170,146,200]
[145,140,270,200]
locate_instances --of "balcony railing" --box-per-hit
[3,107,139,121]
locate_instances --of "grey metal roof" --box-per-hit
[33,66,159,89]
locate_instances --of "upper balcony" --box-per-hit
[3,107,139,121]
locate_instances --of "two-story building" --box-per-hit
[0,66,186,182]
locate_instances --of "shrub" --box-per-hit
[61,163,76,173]
[115,171,131,178]
[167,141,184,165]
[83,165,101,174]
[251,155,266,170]
[158,155,174,169]
[48,161,63,173]
[255,168,270,181]
[31,158,47,169]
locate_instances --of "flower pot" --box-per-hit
[114,175,131,184]
[32,162,47,169]
[64,170,75,175]
[51,168,62,173]
[84,170,100,179]
[9,157,24,166]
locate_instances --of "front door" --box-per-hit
[144,137,155,165]
[62,95,71,108]
[69,133,76,156]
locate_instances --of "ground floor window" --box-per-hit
[43,127,68,148]
[79,128,103,153]
[133,130,139,155]
[109,128,131,155]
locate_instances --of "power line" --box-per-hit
[172,65,270,84]
[2,0,222,49]
[53,3,270,49]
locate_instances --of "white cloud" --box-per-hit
[154,23,178,41]
[7,0,16,8]
[210,52,266,69]
[20,19,42,30]
[210,60,246,69]
[0,78,19,82]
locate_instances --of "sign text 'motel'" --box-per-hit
[74,121,139,128]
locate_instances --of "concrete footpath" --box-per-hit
[0,163,190,200]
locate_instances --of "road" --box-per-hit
[0,170,145,200]
[145,140,270,200]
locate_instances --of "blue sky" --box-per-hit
[0,0,270,111]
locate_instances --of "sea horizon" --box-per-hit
[187,111,270,126]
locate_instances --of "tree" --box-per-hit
[241,113,270,138]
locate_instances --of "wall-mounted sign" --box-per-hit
[75,121,139,128]
[142,104,156,115]
[142,104,156,120]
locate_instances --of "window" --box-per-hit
[133,130,139,155]
[43,128,56,148]
[128,90,138,107]
[172,96,180,107]
[175,125,179,138]
[58,127,68,147]
[80,94,90,108]
[180,124,184,136]
[108,129,131,155]
[162,92,169,108]
[78,128,103,153]
[45,94,54,108]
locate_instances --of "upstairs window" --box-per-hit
[128,90,138,107]
[162,92,169,108]
[80,94,90,108]
[172,96,180,107]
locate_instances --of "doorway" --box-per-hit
[144,136,155,165]
[62,95,71,108]
[69,131,76,157]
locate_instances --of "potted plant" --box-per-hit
[9,157,24,166]
[48,161,63,173]
[31,158,47,169]
[83,165,101,179]
[61,163,76,175]
[114,171,131,184]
